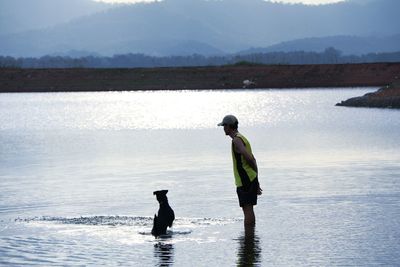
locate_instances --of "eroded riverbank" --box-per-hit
[1,63,399,93]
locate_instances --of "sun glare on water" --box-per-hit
[94,0,345,5]
[93,0,157,3]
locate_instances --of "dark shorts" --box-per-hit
[236,178,259,207]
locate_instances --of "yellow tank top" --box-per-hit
[231,133,257,187]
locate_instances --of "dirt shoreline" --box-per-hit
[336,80,400,109]
[0,63,399,93]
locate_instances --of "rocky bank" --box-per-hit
[336,80,400,109]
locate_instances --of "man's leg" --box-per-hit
[242,205,255,226]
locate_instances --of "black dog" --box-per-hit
[151,190,175,237]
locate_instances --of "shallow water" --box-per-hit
[1,88,400,266]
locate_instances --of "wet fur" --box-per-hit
[151,190,175,237]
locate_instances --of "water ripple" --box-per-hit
[16,215,239,227]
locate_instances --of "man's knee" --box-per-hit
[242,205,255,223]
[242,205,254,214]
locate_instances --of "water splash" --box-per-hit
[16,215,239,228]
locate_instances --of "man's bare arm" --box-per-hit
[233,137,258,173]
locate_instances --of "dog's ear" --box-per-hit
[153,190,168,196]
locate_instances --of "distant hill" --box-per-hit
[1,0,399,57]
[0,0,112,35]
[239,35,400,55]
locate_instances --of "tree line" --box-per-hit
[1,48,399,68]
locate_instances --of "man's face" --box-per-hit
[223,124,231,135]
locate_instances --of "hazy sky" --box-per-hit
[95,0,346,5]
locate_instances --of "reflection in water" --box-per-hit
[236,226,262,266]
[154,242,174,267]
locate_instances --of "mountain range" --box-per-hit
[0,0,110,35]
[0,0,399,57]
[239,34,400,56]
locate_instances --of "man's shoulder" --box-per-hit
[232,135,246,148]
[235,133,249,142]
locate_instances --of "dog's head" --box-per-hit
[153,190,169,203]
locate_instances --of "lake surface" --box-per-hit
[1,88,399,266]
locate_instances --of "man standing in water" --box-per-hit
[218,115,262,226]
